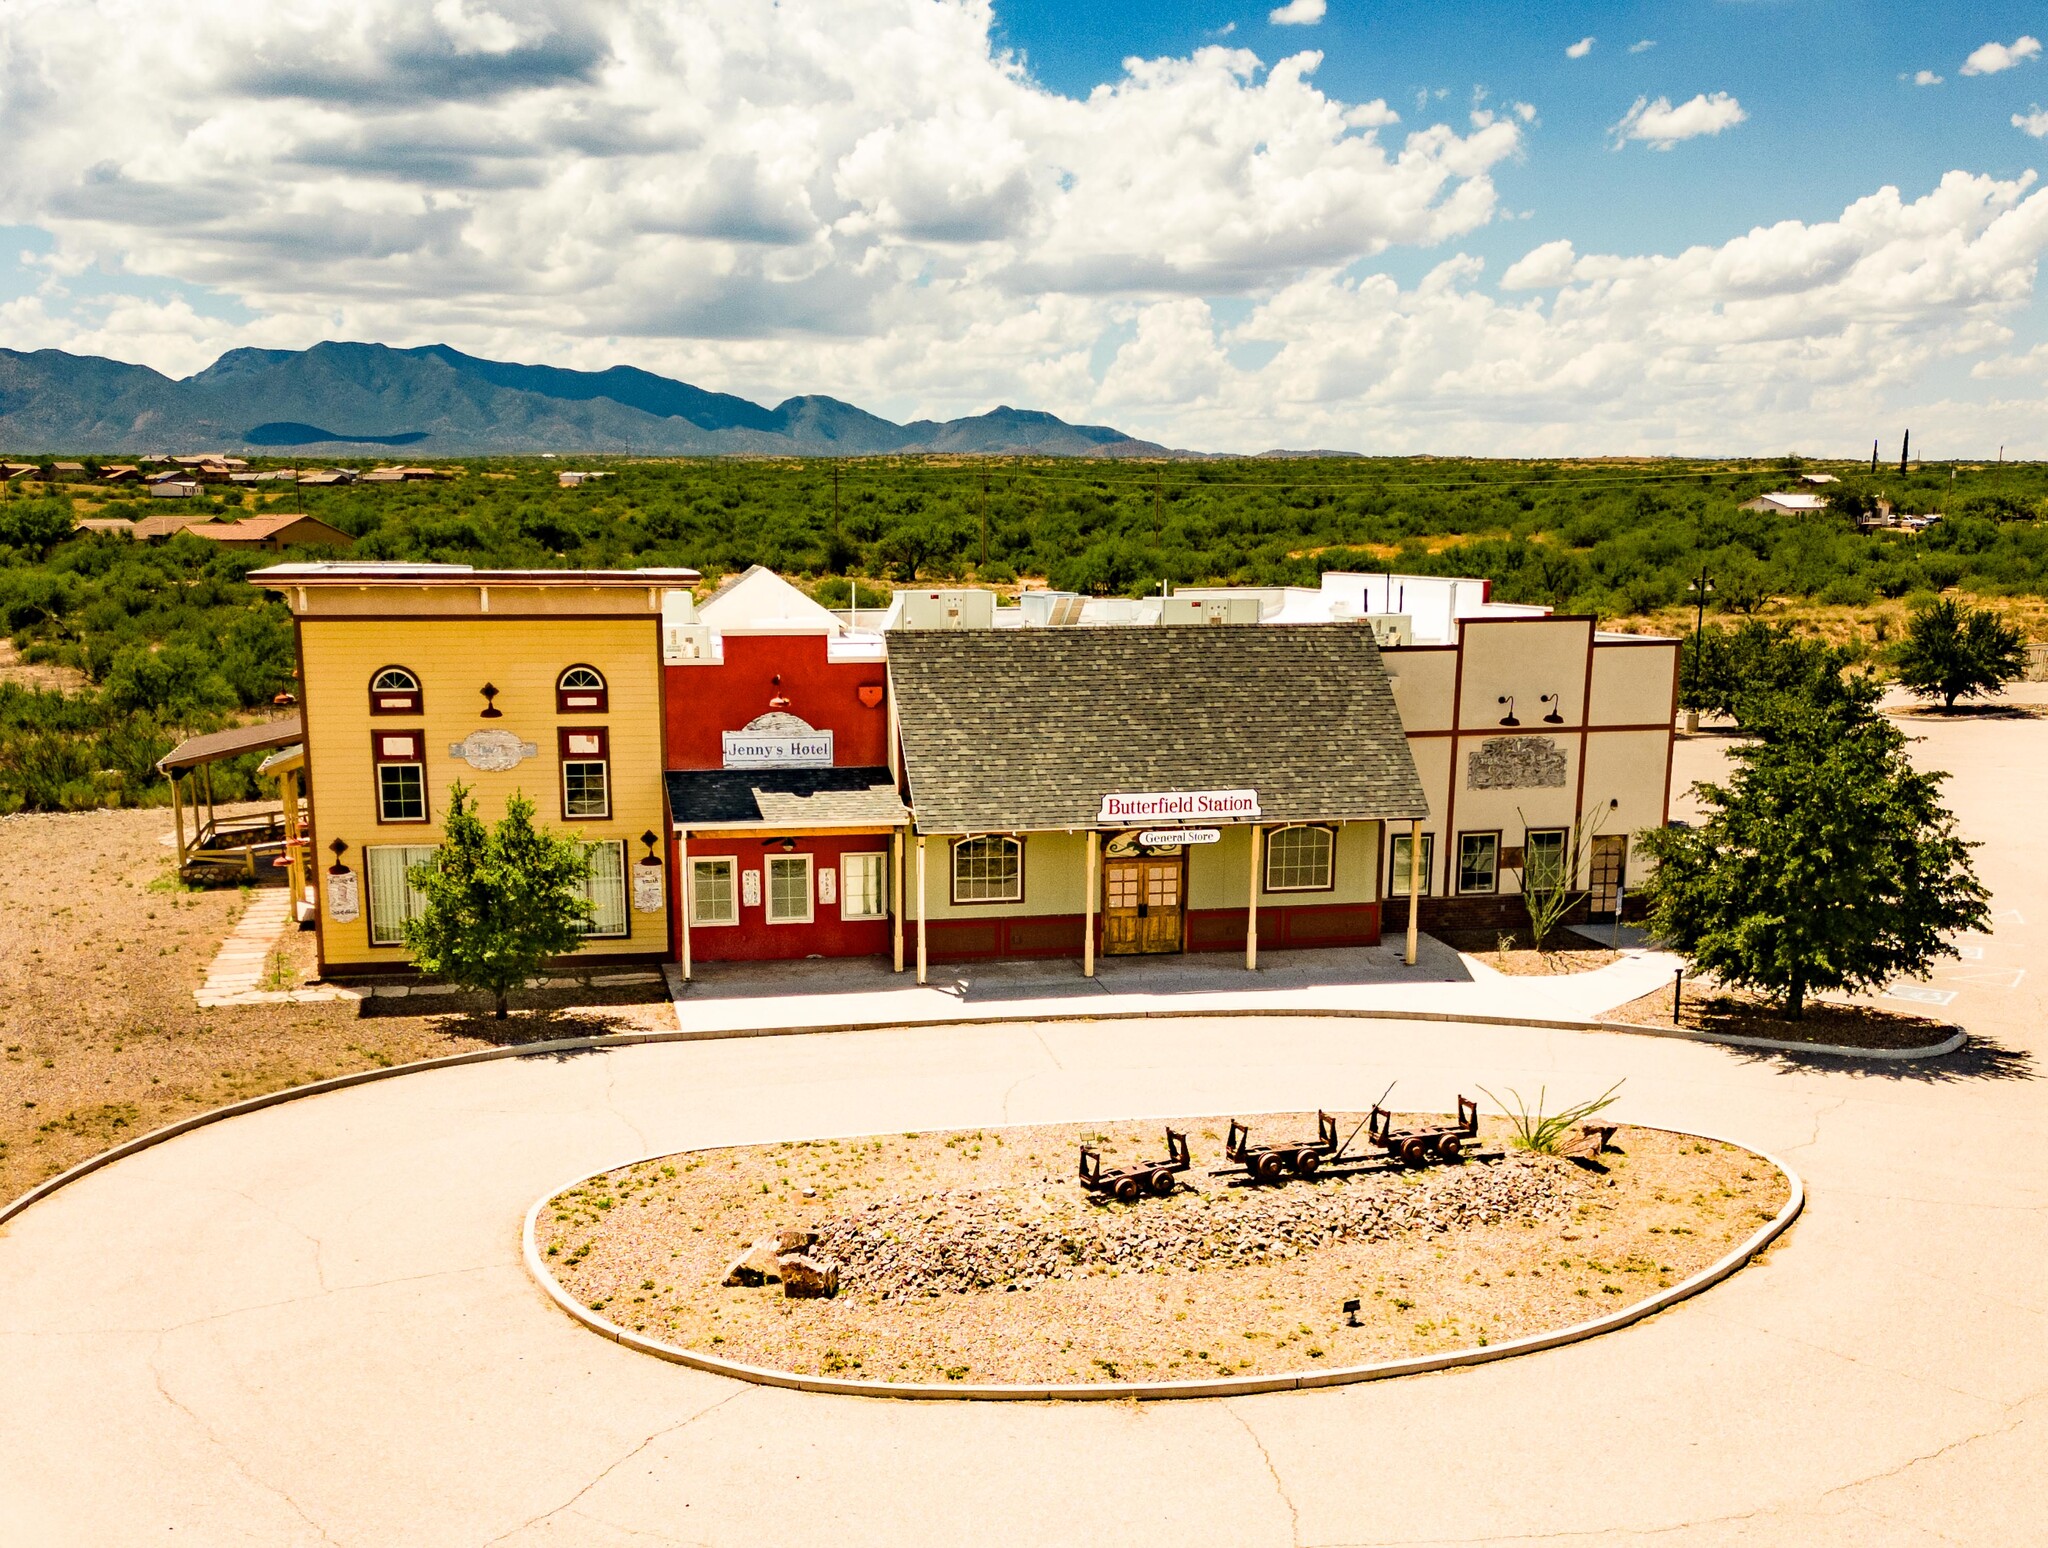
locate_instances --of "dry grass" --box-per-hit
[544,1116,1786,1387]
[1602,590,2048,648]
[0,638,89,694]
[1600,981,1954,1049]
[0,806,665,1201]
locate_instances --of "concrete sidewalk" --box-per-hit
[666,931,1682,1035]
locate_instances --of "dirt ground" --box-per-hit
[545,1115,1787,1387]
[1436,925,1623,976]
[1600,980,1953,1049]
[0,807,665,1202]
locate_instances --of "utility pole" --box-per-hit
[1686,565,1713,729]
[978,465,989,567]
[831,462,841,540]
[1153,470,1163,544]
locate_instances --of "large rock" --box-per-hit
[779,1254,840,1299]
[721,1237,784,1288]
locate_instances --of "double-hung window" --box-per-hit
[952,836,1022,903]
[373,731,427,823]
[365,844,437,946]
[1264,825,1335,892]
[1524,829,1569,893]
[1457,832,1500,894]
[766,854,814,924]
[577,839,628,938]
[840,852,889,920]
[689,857,738,925]
[1389,832,1434,896]
[559,728,610,820]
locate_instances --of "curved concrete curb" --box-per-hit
[521,1124,1804,1403]
[0,1003,1939,1234]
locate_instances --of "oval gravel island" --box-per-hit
[530,1112,1794,1394]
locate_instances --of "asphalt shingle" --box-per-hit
[665,767,907,828]
[887,624,1427,832]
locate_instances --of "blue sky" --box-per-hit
[996,0,2048,263]
[4,0,2048,453]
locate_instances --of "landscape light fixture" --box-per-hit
[479,682,502,718]
[1496,695,1520,727]
[1540,693,1564,725]
[1343,1298,1362,1327]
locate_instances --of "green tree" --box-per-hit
[402,784,594,1019]
[1640,691,1987,1019]
[1893,597,2028,710]
[1679,620,1859,722]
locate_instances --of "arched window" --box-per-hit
[556,664,608,714]
[369,666,422,715]
[952,835,1023,904]
[1264,825,1334,892]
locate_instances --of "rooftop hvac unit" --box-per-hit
[1363,614,1412,648]
[663,622,713,663]
[1019,589,1086,626]
[1158,595,1262,627]
[889,588,997,630]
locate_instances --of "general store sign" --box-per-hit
[1139,828,1221,847]
[722,730,834,769]
[1097,788,1260,823]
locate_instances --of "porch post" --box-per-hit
[1404,816,1422,967]
[1246,823,1262,971]
[677,829,692,983]
[915,835,928,985]
[891,826,905,973]
[1083,830,1098,979]
[169,770,187,866]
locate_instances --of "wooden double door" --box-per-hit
[1103,856,1184,955]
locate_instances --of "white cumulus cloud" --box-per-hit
[1566,36,1594,59]
[1610,92,1747,151]
[2015,107,2048,137]
[1913,70,1943,86]
[1268,0,1326,26]
[1962,36,2041,76]
[1628,40,1655,54]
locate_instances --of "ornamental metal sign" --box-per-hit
[448,729,540,771]
[1097,788,1260,823]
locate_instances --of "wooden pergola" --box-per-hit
[157,715,303,879]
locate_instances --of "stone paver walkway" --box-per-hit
[194,888,357,1008]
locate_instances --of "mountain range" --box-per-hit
[0,341,1189,458]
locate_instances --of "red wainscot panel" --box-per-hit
[665,634,889,769]
[925,914,1087,962]
[1186,903,1382,953]
[679,832,896,963]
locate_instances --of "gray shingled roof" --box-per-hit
[666,767,908,828]
[887,625,1426,832]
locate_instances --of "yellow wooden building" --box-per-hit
[251,562,697,976]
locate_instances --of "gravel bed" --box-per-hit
[545,1114,1788,1386]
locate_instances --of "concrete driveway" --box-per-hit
[2,705,2043,1546]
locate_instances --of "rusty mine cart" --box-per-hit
[1223,1111,1343,1183]
[1079,1128,1192,1202]
[1368,1096,1480,1165]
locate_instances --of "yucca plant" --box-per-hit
[1478,1081,1624,1156]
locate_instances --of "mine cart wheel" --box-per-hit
[1112,1176,1141,1203]
[1401,1137,1432,1166]
[1291,1150,1321,1176]
[1147,1168,1177,1196]
[1435,1135,1463,1161]
[1254,1152,1287,1183]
